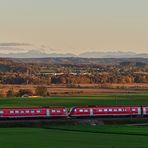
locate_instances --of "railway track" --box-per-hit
[1,117,148,127]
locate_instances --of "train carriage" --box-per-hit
[0,107,68,118]
[93,106,131,116]
[0,107,47,118]
[93,106,141,116]
[69,106,141,117]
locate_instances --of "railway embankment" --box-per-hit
[1,117,148,127]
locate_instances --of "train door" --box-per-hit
[90,108,93,116]
[138,107,141,115]
[0,110,4,117]
[143,107,146,115]
[46,109,50,117]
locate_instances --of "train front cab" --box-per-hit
[69,106,93,117]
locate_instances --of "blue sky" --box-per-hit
[0,0,148,54]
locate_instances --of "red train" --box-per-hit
[0,106,148,118]
[0,107,67,118]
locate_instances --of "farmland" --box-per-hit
[1,126,148,148]
[0,94,148,148]
[0,94,148,107]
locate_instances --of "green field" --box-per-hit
[0,94,148,147]
[0,94,148,107]
[1,125,148,148]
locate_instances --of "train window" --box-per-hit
[21,111,24,114]
[15,111,19,114]
[98,109,102,112]
[114,109,117,112]
[74,109,77,112]
[118,109,122,112]
[57,110,61,113]
[37,110,41,113]
[0,110,4,114]
[31,110,35,113]
[132,109,136,112]
[84,109,88,112]
[63,109,66,112]
[52,110,55,113]
[26,110,30,113]
[109,109,112,112]
[79,109,83,112]
[104,109,107,112]
[10,111,14,114]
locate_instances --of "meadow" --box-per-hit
[0,94,148,107]
[0,94,148,148]
[1,126,148,148]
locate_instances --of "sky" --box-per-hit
[0,0,148,54]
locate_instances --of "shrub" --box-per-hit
[35,86,49,97]
[6,89,15,97]
[17,89,33,97]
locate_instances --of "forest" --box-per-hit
[0,58,148,85]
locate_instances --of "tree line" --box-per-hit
[5,86,49,97]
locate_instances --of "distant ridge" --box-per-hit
[79,52,148,58]
[0,50,76,58]
[0,50,148,58]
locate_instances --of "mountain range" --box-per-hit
[0,50,148,58]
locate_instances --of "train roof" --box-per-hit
[0,106,67,109]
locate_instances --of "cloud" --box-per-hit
[0,43,32,47]
[0,43,60,54]
[0,47,27,54]
[0,43,33,53]
[39,45,59,53]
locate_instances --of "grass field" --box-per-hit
[1,126,148,148]
[0,94,148,107]
[0,94,148,147]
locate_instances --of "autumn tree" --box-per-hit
[6,89,15,97]
[17,89,33,97]
[35,86,49,96]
